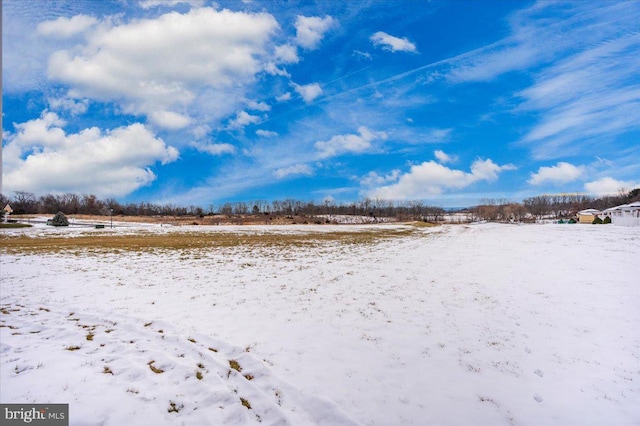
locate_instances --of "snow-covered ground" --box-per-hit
[314,215,395,224]
[1,223,639,425]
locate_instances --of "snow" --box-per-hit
[2,223,639,425]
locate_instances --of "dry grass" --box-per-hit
[407,221,439,228]
[229,359,242,372]
[0,227,417,255]
[167,401,182,413]
[0,223,32,229]
[240,397,251,409]
[147,361,164,374]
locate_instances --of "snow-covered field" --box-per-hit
[1,223,639,425]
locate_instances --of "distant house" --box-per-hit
[606,201,640,227]
[577,208,600,224]
[599,205,619,219]
[2,204,13,222]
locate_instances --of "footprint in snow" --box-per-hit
[1,304,359,426]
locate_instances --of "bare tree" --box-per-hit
[11,191,37,214]
[523,195,551,219]
[220,203,233,216]
[38,194,62,213]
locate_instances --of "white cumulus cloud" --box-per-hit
[2,112,178,197]
[293,82,323,103]
[315,127,387,159]
[370,31,417,53]
[247,101,271,112]
[294,15,335,49]
[528,162,584,185]
[148,110,192,130]
[584,177,640,196]
[360,170,401,187]
[37,15,97,39]
[47,96,89,116]
[230,111,261,129]
[369,159,516,199]
[274,44,299,63]
[46,8,279,129]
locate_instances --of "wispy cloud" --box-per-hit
[335,3,640,164]
[274,164,313,179]
[434,150,456,164]
[455,3,640,160]
[191,141,236,156]
[412,2,640,162]
[422,128,451,143]
[353,50,372,60]
[517,26,640,158]
[139,0,204,9]
[276,92,292,102]
[370,31,417,53]
[256,129,278,138]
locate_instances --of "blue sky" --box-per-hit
[2,0,640,208]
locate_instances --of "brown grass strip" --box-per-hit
[0,228,416,255]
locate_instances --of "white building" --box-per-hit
[605,201,640,227]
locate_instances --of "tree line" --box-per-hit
[1,188,638,222]
[471,190,639,221]
[0,192,447,221]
